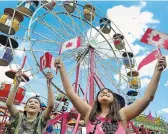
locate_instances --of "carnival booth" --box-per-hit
[113,33,125,50]
[133,114,168,133]
[0,8,24,35]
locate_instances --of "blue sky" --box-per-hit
[0,1,168,123]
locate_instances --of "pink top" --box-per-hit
[86,116,126,134]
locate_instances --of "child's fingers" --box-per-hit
[157,61,167,70]
[46,72,53,79]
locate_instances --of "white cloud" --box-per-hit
[14,41,28,58]
[139,0,147,8]
[15,48,25,58]
[107,4,159,42]
[164,81,168,87]
[106,3,159,55]
[140,77,150,88]
[160,108,168,113]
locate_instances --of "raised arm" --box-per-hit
[43,72,54,119]
[55,59,92,118]
[6,71,22,116]
[120,56,167,121]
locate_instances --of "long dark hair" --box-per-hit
[24,96,41,117]
[89,88,122,122]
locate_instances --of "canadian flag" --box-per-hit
[60,36,81,54]
[141,28,168,50]
[138,48,162,70]
[40,52,55,71]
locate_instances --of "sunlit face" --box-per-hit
[97,89,114,104]
[25,98,41,114]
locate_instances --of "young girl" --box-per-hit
[55,56,167,134]
[6,71,54,134]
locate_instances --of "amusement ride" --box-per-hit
[0,1,167,134]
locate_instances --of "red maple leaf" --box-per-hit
[163,39,168,50]
[66,42,72,48]
[152,34,161,41]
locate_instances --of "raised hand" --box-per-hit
[14,69,22,84]
[46,72,53,81]
[155,56,167,72]
[54,58,64,70]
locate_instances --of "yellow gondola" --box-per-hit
[0,8,24,35]
[127,70,141,89]
[83,4,95,21]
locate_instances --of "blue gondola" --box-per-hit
[0,48,13,66]
[100,18,111,34]
[127,90,138,96]
[122,52,135,68]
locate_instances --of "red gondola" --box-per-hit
[0,83,25,105]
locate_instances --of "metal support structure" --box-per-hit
[89,47,95,105]
[74,63,80,93]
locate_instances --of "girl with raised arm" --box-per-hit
[55,56,167,134]
[6,71,54,134]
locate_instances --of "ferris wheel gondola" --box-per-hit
[0,8,24,35]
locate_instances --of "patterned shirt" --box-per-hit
[9,112,48,134]
[86,116,126,134]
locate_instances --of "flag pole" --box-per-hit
[20,55,27,69]
[55,47,62,75]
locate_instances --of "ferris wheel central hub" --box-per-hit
[88,38,98,48]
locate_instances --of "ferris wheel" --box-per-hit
[0,0,141,133]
